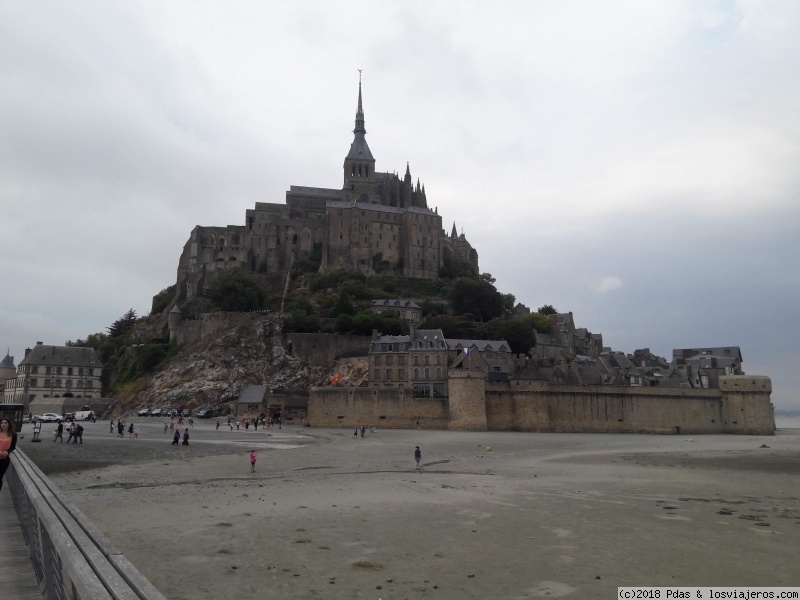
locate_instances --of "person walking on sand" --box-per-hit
[250,450,257,472]
[182,428,189,445]
[354,428,358,438]
[109,419,114,433]
[128,422,134,439]
[360,425,365,438]
[73,424,84,444]
[414,446,422,470]
[66,421,75,444]
[0,418,18,492]
[54,421,64,442]
[172,429,180,445]
[164,422,168,434]
[216,420,220,431]
[133,426,139,440]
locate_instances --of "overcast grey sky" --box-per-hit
[2,1,798,410]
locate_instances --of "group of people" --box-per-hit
[53,419,85,443]
[172,428,190,445]
[218,416,281,431]
[353,424,367,438]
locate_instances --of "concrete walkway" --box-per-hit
[0,488,40,599]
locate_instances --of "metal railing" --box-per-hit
[8,450,167,600]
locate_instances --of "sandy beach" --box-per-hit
[20,419,800,600]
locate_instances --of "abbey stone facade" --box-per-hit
[175,79,479,303]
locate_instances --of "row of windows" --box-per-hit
[349,164,370,177]
[372,367,444,381]
[24,365,97,375]
[374,355,406,366]
[374,353,444,366]
[28,379,97,389]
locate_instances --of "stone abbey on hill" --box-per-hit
[175,77,478,303]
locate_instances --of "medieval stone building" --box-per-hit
[175,78,478,303]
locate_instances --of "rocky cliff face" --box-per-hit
[136,316,367,410]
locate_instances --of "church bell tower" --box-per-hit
[343,72,377,203]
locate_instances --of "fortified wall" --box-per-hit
[309,374,775,435]
[171,312,271,346]
[309,386,448,429]
[286,333,371,364]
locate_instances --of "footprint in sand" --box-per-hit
[527,581,576,597]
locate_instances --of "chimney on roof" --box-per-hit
[36,341,43,345]
[25,347,32,357]
[372,329,379,341]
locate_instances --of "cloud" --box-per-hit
[595,277,623,295]
[1,1,798,410]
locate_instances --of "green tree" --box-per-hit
[524,313,552,333]
[537,304,558,315]
[66,332,109,350]
[283,311,322,333]
[420,315,469,338]
[477,318,536,355]
[501,293,516,315]
[107,309,139,338]
[151,284,177,315]
[330,290,355,318]
[449,278,504,321]
[207,269,266,312]
[439,249,478,279]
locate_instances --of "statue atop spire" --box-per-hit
[354,69,366,135]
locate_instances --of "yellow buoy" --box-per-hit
[485,447,491,452]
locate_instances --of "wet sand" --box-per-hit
[20,420,800,599]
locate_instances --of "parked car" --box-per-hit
[137,408,151,417]
[181,409,191,418]
[33,413,62,423]
[196,408,215,419]
[150,408,163,417]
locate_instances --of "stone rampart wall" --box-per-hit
[287,333,370,365]
[309,376,774,435]
[308,387,448,429]
[175,312,271,346]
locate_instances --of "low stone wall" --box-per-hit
[308,386,448,429]
[8,449,167,599]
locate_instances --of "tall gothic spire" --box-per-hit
[354,70,366,134]
[345,70,374,161]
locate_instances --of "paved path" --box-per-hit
[0,487,40,599]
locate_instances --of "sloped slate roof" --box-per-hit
[18,344,102,368]
[446,339,511,353]
[0,353,15,370]
[346,132,374,160]
[371,299,421,309]
[237,385,268,404]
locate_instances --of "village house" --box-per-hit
[3,342,103,408]
[369,299,422,326]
